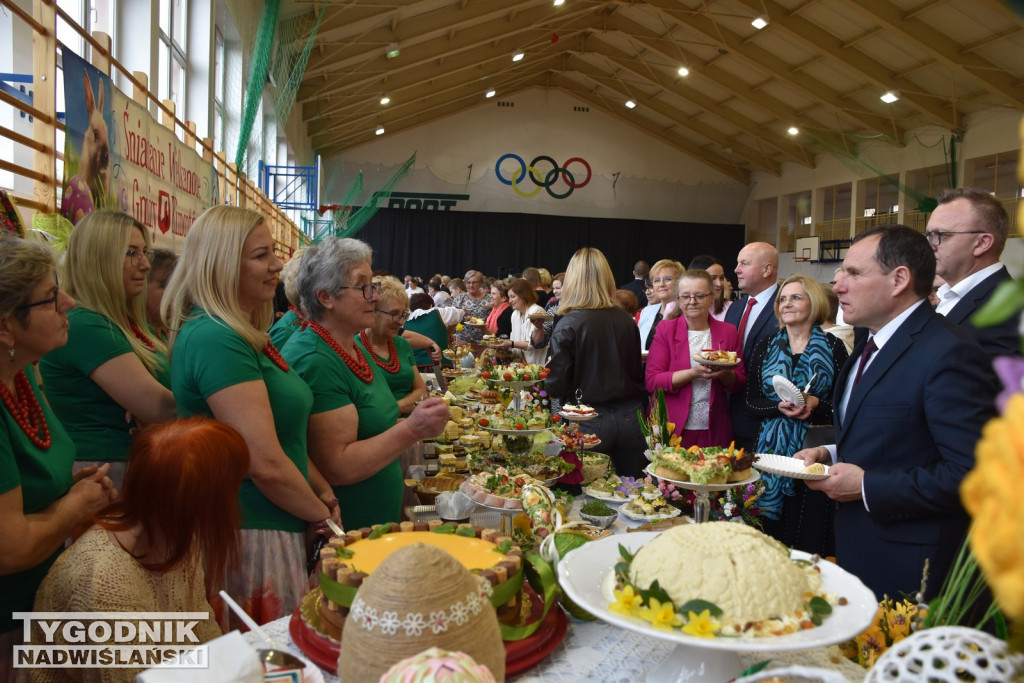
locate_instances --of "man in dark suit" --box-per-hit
[797,225,997,601]
[928,187,1020,358]
[620,260,649,303]
[725,241,779,451]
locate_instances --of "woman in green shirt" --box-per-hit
[0,237,116,678]
[281,238,449,530]
[39,210,176,489]
[358,277,425,415]
[162,205,338,627]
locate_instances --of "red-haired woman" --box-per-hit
[29,417,250,681]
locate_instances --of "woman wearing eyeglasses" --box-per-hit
[39,210,176,490]
[744,274,847,556]
[162,206,338,626]
[645,270,745,448]
[637,259,684,351]
[0,236,116,678]
[358,277,426,415]
[452,269,491,346]
[281,238,449,531]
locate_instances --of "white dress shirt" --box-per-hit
[935,262,1004,316]
[740,283,778,348]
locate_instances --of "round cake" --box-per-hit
[628,522,824,635]
[316,521,523,640]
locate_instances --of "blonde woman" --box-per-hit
[269,246,306,349]
[637,258,684,351]
[546,248,648,477]
[39,210,176,488]
[162,205,338,626]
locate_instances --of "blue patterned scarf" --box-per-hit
[755,325,836,518]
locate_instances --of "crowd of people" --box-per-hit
[0,186,1018,679]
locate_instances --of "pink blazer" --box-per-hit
[645,316,746,442]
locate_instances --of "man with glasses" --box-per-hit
[927,187,1020,358]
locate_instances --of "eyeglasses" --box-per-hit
[778,294,806,304]
[376,308,410,323]
[126,247,154,267]
[17,271,61,311]
[338,282,381,300]
[466,279,482,286]
[924,230,988,246]
[652,276,674,285]
[678,293,710,302]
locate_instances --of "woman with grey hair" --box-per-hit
[281,238,449,529]
[452,269,491,345]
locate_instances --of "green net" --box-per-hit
[313,153,418,241]
[234,0,280,169]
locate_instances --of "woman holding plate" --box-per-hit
[645,270,744,448]
[499,278,547,364]
[282,238,449,530]
[744,274,848,555]
[452,270,491,346]
[637,259,683,351]
[485,280,512,337]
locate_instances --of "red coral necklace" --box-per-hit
[309,321,373,383]
[0,371,51,449]
[262,340,290,372]
[127,320,156,351]
[358,330,401,374]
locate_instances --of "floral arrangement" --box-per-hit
[637,389,681,451]
[840,597,923,668]
[652,475,764,527]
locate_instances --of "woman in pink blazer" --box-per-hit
[645,270,745,448]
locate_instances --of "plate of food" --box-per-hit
[692,349,740,368]
[463,316,487,327]
[559,404,598,421]
[441,367,474,378]
[647,445,756,486]
[528,311,554,322]
[618,497,682,523]
[558,527,877,653]
[771,375,806,406]
[755,452,830,480]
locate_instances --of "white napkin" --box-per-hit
[136,630,262,683]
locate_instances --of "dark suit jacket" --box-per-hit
[833,302,997,600]
[945,266,1021,358]
[725,287,779,451]
[620,278,647,303]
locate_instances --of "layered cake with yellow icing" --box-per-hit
[315,521,524,640]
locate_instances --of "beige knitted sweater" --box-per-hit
[24,527,222,683]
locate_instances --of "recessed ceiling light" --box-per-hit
[625,100,636,109]
[787,126,799,136]
[512,52,525,62]
[380,95,390,105]
[553,0,564,5]
[678,66,690,77]
[375,127,385,136]
[485,90,496,98]
[752,15,768,29]
[386,42,400,59]
[880,90,899,103]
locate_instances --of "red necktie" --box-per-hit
[737,297,757,344]
[852,337,878,388]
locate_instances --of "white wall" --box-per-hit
[323,88,752,223]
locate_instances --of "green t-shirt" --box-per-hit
[0,369,76,630]
[269,308,302,350]
[356,333,418,403]
[282,327,401,529]
[171,310,313,532]
[404,310,452,367]
[39,308,170,462]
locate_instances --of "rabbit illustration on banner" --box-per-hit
[61,70,111,224]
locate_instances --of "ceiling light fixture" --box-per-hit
[485,89,496,98]
[380,95,390,105]
[375,126,385,136]
[625,100,636,109]
[512,51,525,62]
[553,0,565,5]
[751,15,768,29]
[386,42,400,59]
[787,126,799,136]
[880,90,900,103]
[678,66,690,77]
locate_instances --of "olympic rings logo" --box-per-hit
[495,154,592,199]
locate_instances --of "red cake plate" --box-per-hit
[288,584,567,676]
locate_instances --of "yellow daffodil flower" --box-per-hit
[680,609,718,638]
[610,585,641,616]
[885,600,915,642]
[455,323,464,331]
[639,598,683,630]
[512,513,532,536]
[961,394,1024,620]
[856,624,886,668]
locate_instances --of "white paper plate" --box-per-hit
[772,375,806,406]
[755,452,830,480]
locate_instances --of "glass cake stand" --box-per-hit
[645,464,760,524]
[558,532,878,682]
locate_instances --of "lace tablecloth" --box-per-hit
[247,604,866,682]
